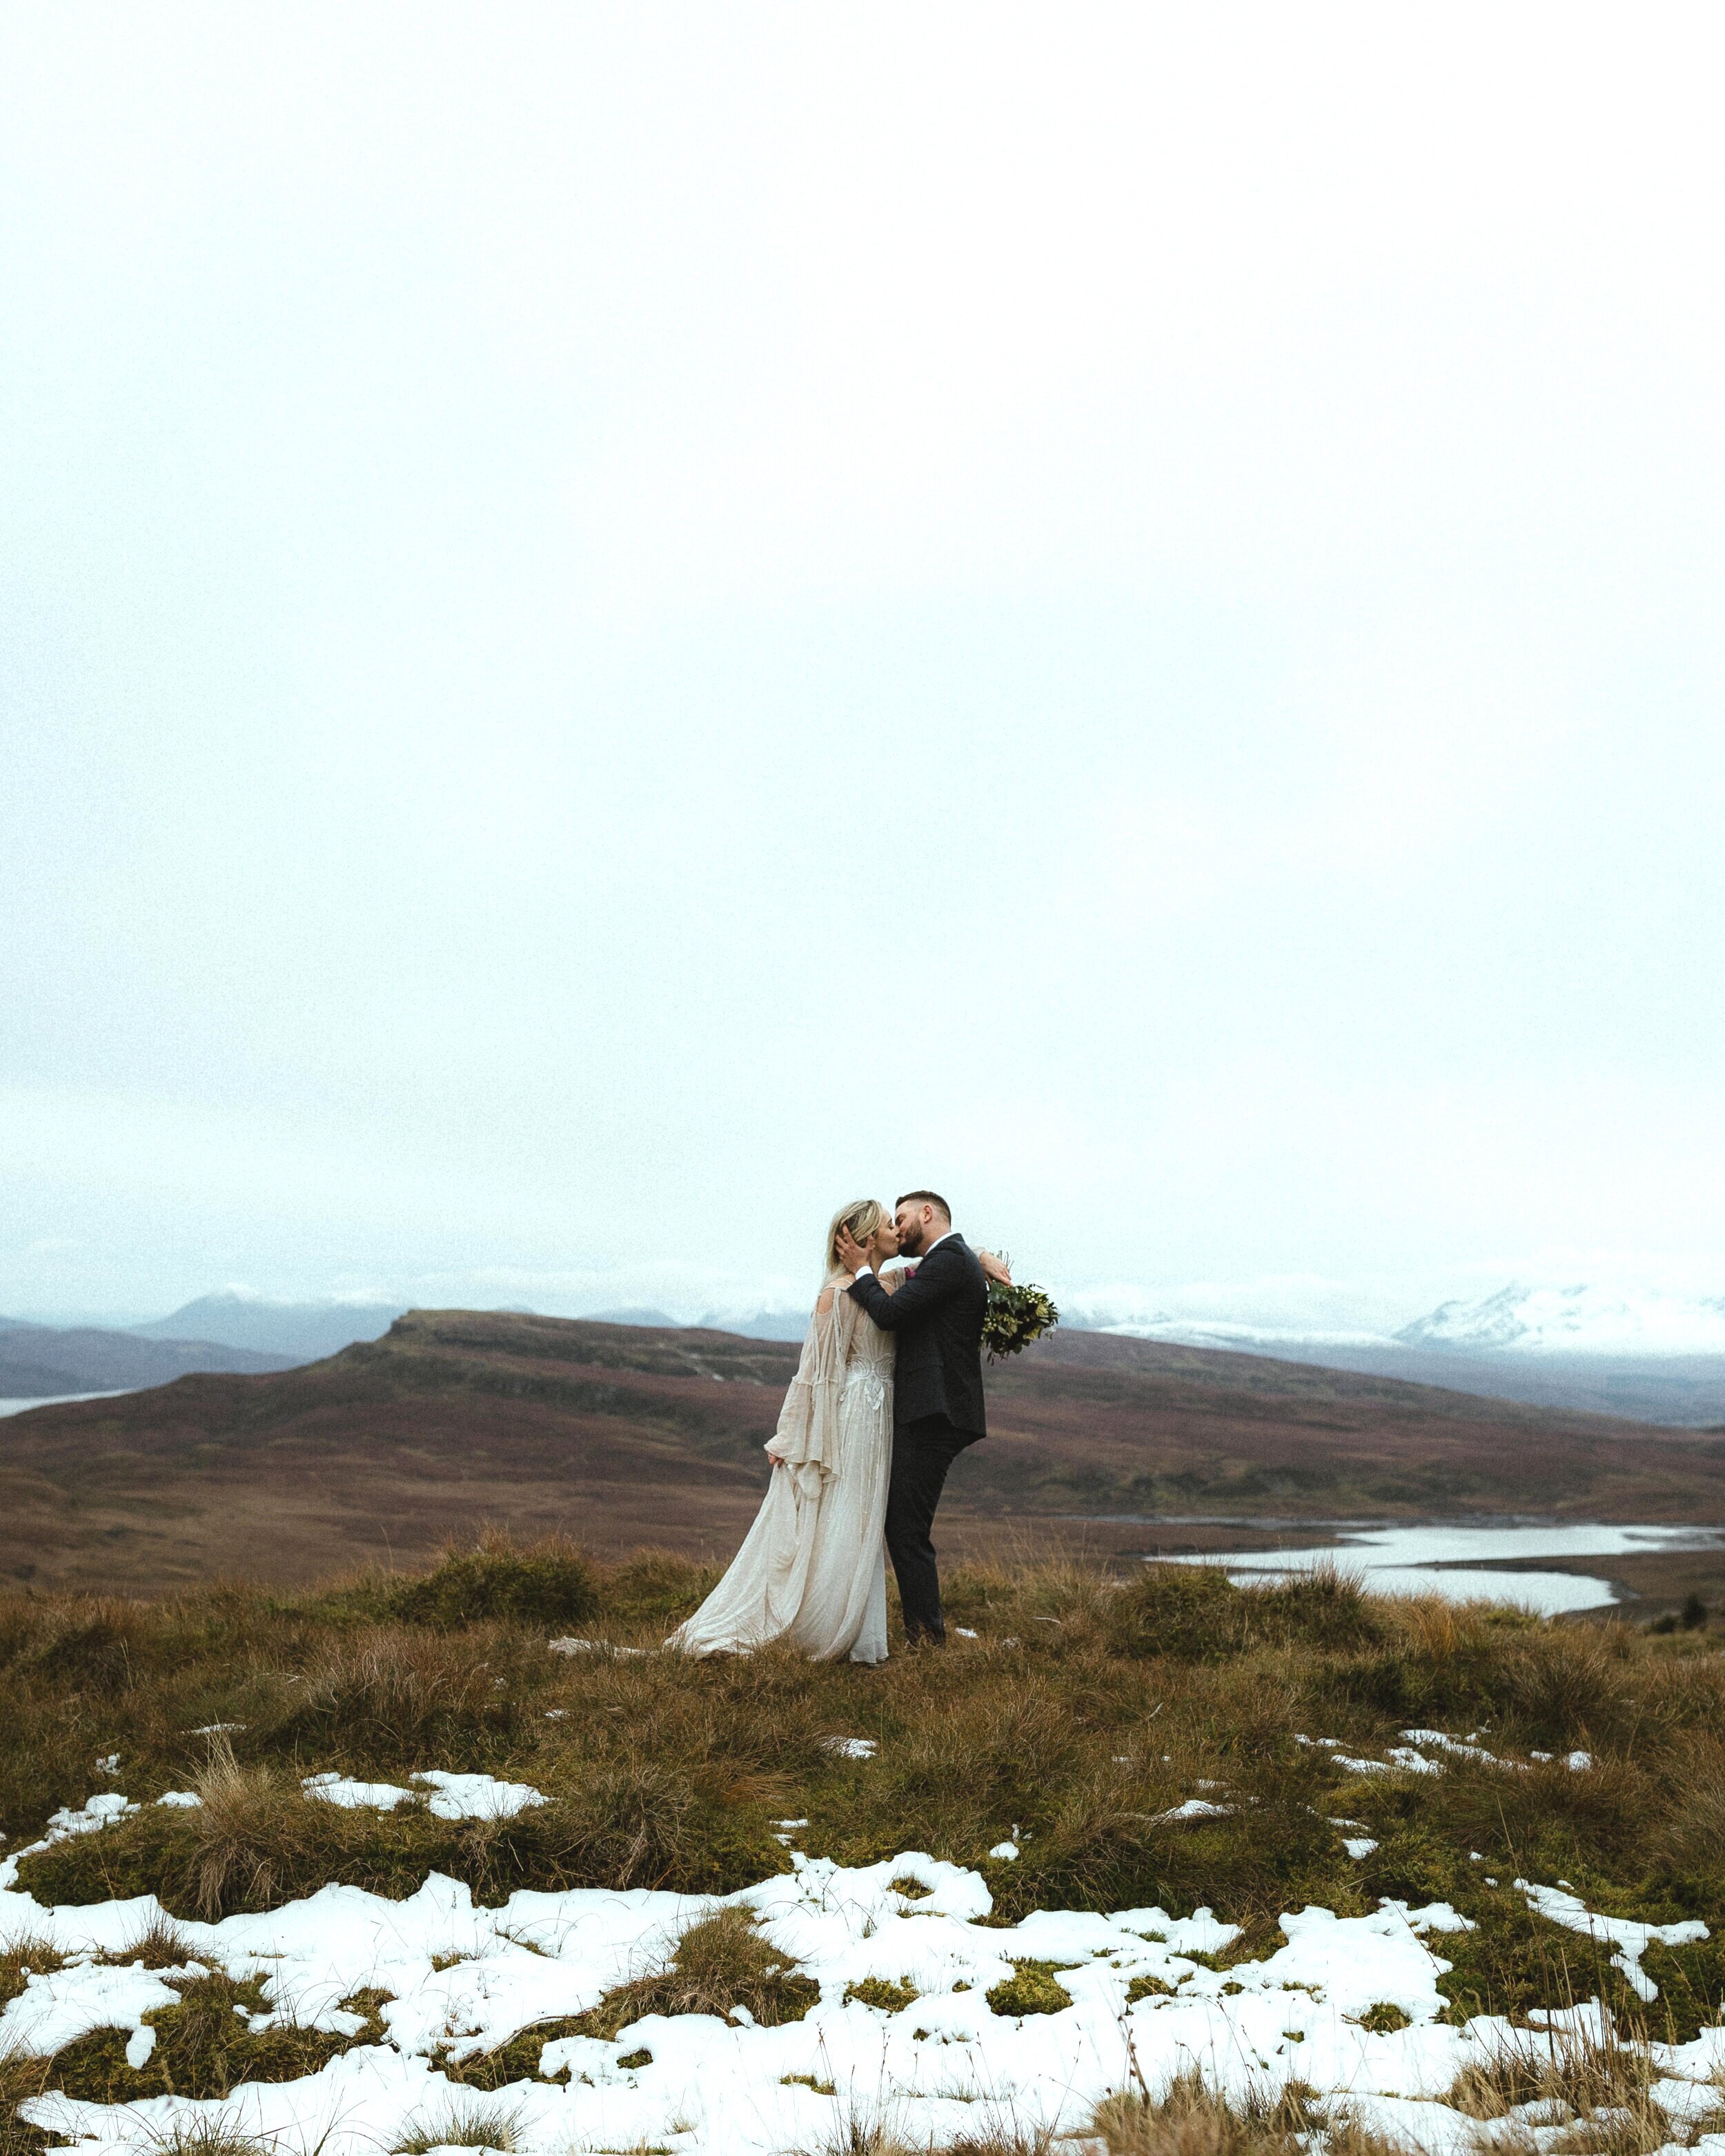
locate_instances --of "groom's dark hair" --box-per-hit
[896,1189,951,1220]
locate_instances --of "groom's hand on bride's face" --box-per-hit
[833,1225,868,1274]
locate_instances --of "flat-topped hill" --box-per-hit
[3,1308,1722,1592]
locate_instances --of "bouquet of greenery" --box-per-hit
[981,1265,1060,1363]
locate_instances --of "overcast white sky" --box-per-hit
[3,4,1724,1327]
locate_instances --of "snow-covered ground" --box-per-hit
[3,1769,1719,2156]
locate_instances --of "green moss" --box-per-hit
[1125,1974,1174,2001]
[47,1971,380,2102]
[843,1977,920,2011]
[985,1961,1076,2017]
[1357,2002,1412,2033]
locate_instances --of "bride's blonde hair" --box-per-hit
[824,1198,885,1279]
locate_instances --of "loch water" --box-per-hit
[1163,1521,1725,1614]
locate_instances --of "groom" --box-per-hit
[834,1191,987,1646]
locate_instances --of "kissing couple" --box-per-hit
[671,1192,1012,1664]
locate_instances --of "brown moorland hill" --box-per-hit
[2,1308,1723,1593]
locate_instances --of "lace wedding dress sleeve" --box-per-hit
[669,1282,893,1663]
[765,1285,863,1479]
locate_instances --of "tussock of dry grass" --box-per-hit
[578,1904,819,2040]
[0,1939,63,2009]
[1094,2069,1333,2156]
[133,2125,276,2156]
[392,2094,524,2153]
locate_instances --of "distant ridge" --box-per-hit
[132,1292,406,1363]
[0,1318,295,1398]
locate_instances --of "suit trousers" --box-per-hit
[885,1413,976,1643]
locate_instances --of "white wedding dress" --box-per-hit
[669,1280,893,1663]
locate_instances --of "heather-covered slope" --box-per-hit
[4,1311,1725,1593]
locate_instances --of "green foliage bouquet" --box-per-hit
[982,1267,1059,1362]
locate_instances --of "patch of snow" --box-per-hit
[41,1792,137,1840]
[302,1773,415,1812]
[1,1961,186,2056]
[1516,1880,1707,2002]
[820,1737,878,1760]
[548,1637,647,1658]
[989,1842,1020,1861]
[156,1792,202,1809]
[1651,2076,1725,2127]
[1153,1800,1234,1822]
[300,1772,547,1821]
[1343,1839,1379,1859]
[1400,1730,1510,1768]
[412,1772,547,1821]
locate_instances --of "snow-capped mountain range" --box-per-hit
[1393,1281,1725,1358]
[1076,1281,1725,1360]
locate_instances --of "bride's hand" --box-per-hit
[979,1248,1013,1286]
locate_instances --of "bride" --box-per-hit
[670,1199,1005,1664]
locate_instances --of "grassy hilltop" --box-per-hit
[0,1540,1722,2156]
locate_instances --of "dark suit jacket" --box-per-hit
[846,1233,988,1436]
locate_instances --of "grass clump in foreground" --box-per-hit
[393,2095,524,2153]
[433,1906,820,2090]
[0,1536,1722,2051]
[1094,2072,1332,2156]
[577,1905,820,2039]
